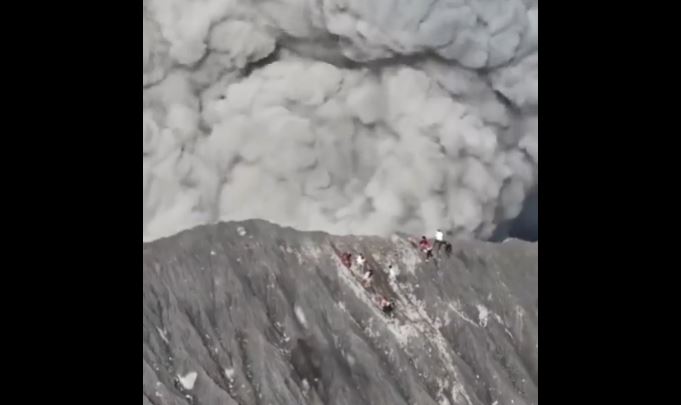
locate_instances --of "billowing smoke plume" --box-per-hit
[143,0,538,242]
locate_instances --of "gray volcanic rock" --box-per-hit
[143,220,537,405]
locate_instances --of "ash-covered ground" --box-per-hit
[143,220,537,405]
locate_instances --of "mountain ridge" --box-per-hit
[143,219,537,405]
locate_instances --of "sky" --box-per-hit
[143,0,538,242]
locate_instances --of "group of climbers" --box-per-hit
[338,249,395,315]
[336,228,451,316]
[417,229,452,260]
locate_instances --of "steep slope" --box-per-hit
[143,220,537,405]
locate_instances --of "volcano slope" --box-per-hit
[143,220,538,405]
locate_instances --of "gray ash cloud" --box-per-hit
[142,0,538,242]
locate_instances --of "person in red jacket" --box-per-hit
[340,252,352,268]
[418,236,433,259]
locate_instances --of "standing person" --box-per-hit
[356,254,366,270]
[434,229,446,252]
[418,236,433,259]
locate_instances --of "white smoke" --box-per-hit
[142,0,538,241]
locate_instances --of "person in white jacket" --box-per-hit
[435,229,444,242]
[434,229,446,252]
[356,254,366,270]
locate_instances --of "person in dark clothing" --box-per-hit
[379,296,395,315]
